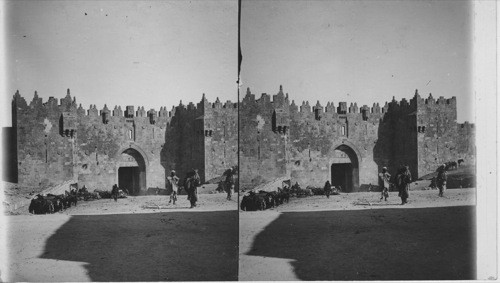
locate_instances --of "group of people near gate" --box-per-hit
[166,169,200,208]
[378,164,448,204]
[166,167,236,208]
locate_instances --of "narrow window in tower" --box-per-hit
[341,126,346,136]
[128,129,132,140]
[152,128,155,139]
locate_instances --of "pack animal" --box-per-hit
[240,191,266,211]
[28,195,55,214]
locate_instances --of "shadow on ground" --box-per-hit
[40,211,238,281]
[246,206,475,280]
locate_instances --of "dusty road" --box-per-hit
[239,188,476,281]
[3,188,476,281]
[5,194,238,282]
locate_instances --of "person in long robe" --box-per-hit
[379,167,391,201]
[436,164,448,197]
[324,180,332,198]
[185,169,200,208]
[224,167,235,201]
[396,166,412,205]
[111,184,119,202]
[167,170,179,205]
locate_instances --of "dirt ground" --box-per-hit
[3,187,476,281]
[4,194,238,282]
[239,188,476,281]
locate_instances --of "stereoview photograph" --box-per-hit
[2,1,238,281]
[238,0,476,280]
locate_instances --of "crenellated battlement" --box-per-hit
[12,88,237,124]
[241,86,461,126]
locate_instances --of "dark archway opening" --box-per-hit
[118,148,146,195]
[118,167,141,195]
[331,163,352,192]
[331,144,359,192]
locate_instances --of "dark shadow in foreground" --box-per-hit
[246,206,475,280]
[40,211,238,281]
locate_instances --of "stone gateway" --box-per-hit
[239,86,475,192]
[10,89,237,194]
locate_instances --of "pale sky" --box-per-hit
[240,0,473,122]
[2,0,237,127]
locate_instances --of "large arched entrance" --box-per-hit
[117,148,146,195]
[331,144,359,192]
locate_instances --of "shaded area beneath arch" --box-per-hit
[331,144,359,192]
[119,148,147,195]
[245,206,475,280]
[39,211,238,281]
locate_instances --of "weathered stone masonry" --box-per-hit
[11,89,237,194]
[239,86,475,192]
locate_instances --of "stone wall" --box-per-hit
[11,89,237,193]
[239,86,475,191]
[415,93,475,176]
[203,97,238,182]
[2,126,18,183]
[8,86,474,192]
[240,86,384,191]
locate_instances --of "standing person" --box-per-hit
[167,170,180,205]
[185,169,200,208]
[324,180,332,198]
[224,167,235,201]
[379,167,391,201]
[111,184,119,202]
[436,164,448,197]
[396,165,412,205]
